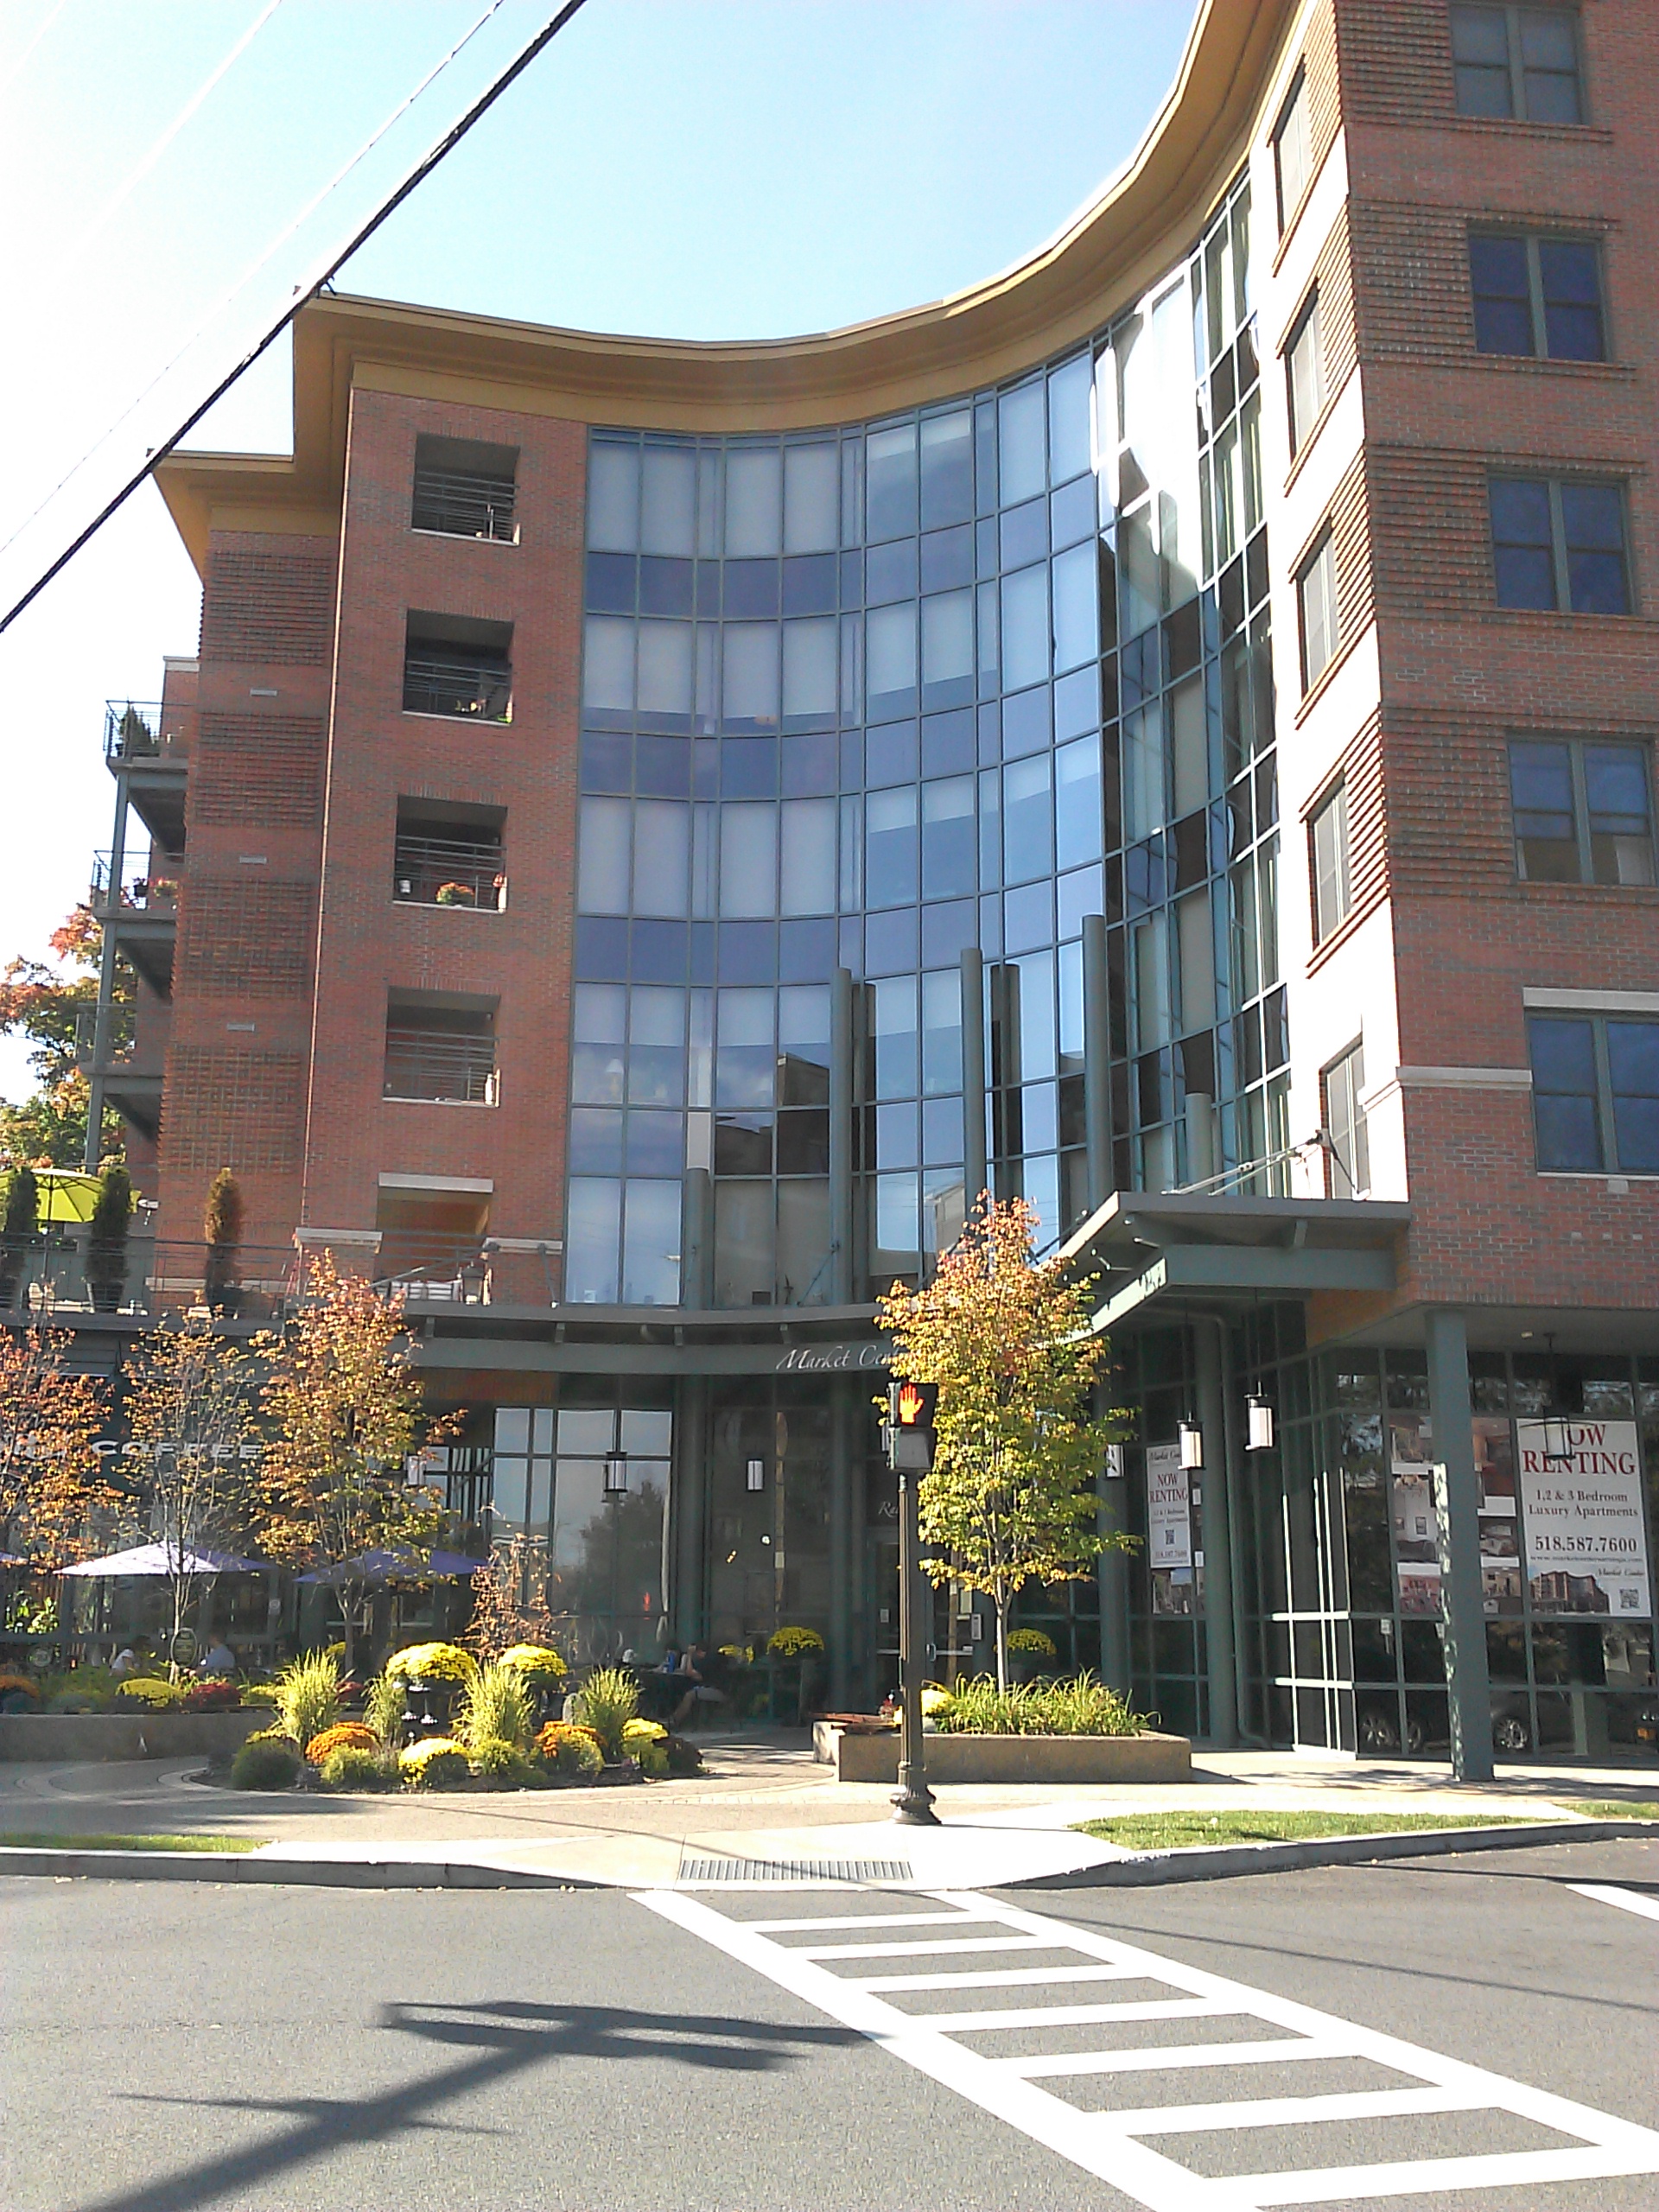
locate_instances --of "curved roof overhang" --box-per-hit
[156,0,1298,574]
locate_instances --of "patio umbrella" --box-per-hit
[60,1542,271,1577]
[32,1170,104,1225]
[295,1548,487,1586]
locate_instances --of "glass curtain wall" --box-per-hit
[568,169,1278,1307]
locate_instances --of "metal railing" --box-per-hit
[0,1236,299,1323]
[91,851,177,911]
[104,701,170,762]
[402,654,512,721]
[383,1027,499,1105]
[410,468,517,543]
[392,833,505,909]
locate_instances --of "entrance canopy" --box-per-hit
[60,1542,271,1577]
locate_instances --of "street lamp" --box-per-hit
[885,1378,940,1827]
[1246,1395,1276,1453]
[1178,1419,1205,1472]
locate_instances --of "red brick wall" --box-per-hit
[297,387,585,1283]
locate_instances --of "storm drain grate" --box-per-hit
[676,1853,912,1885]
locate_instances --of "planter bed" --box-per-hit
[0,1710,263,1763]
[813,1719,1191,1784]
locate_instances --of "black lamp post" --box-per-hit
[887,1379,939,1827]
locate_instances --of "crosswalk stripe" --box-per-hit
[1001,2037,1354,2081]
[1096,2085,1488,2134]
[919,1996,1230,2034]
[861,1962,1138,1993]
[1569,1881,1659,1924]
[796,1933,1047,1961]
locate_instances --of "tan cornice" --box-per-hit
[156,0,1298,577]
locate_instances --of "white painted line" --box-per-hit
[748,1910,978,1935]
[1103,2084,1485,2135]
[797,1933,1048,1961]
[1003,2038,1352,2081]
[1570,1881,1659,1924]
[861,1962,1137,1994]
[639,1887,1659,2212]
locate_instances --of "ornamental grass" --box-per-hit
[362,1670,405,1751]
[457,1661,534,1752]
[930,1671,1146,1738]
[271,1650,340,1747]
[569,1666,638,1763]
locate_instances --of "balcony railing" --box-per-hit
[91,851,178,911]
[410,468,517,543]
[402,654,512,721]
[384,1027,498,1104]
[393,834,505,909]
[0,1235,297,1323]
[104,701,167,762]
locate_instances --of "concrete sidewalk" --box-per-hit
[3,1730,1655,1888]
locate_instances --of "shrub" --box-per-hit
[766,1625,824,1659]
[919,1685,951,1718]
[305,1720,378,1764]
[664,1732,702,1778]
[457,1661,533,1752]
[237,1681,280,1707]
[230,1737,302,1790]
[385,1642,477,1685]
[717,1643,753,1664]
[534,1720,603,1780]
[272,1650,341,1747]
[319,1744,395,1791]
[0,1672,40,1702]
[570,1667,639,1762]
[363,1670,406,1751]
[400,1738,469,1789]
[470,1737,535,1787]
[1007,1628,1058,1657]
[621,1717,669,1777]
[117,1676,183,1709]
[931,1671,1146,1738]
[182,1680,241,1713]
[497,1643,567,1686]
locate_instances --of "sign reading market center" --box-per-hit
[1516,1421,1652,1618]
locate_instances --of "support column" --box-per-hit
[682,1166,714,1310]
[1097,1414,1132,1699]
[1082,913,1116,1212]
[1219,1322,1253,1738]
[1196,1319,1238,1748]
[960,946,987,1215]
[830,1376,853,1708]
[830,967,855,1305]
[1426,1307,1495,1783]
[86,768,130,1171]
[672,1374,709,1647]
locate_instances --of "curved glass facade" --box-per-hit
[566,169,1282,1309]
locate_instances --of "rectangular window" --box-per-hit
[1508,738,1655,885]
[1452,5,1584,123]
[1490,476,1630,614]
[1273,70,1313,230]
[404,613,512,721]
[1529,1013,1659,1174]
[1469,232,1605,360]
[411,435,518,543]
[1286,291,1325,457]
[1322,1040,1369,1195]
[1297,531,1338,691]
[1309,780,1352,942]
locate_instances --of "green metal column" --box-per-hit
[830,966,855,1306]
[1426,1307,1495,1783]
[830,1376,853,1708]
[671,1374,709,1647]
[1196,1318,1238,1747]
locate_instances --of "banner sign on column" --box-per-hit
[1146,1440,1191,1570]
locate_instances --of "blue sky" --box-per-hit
[0,0,1195,1099]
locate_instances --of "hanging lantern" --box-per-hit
[1541,1415,1573,1467]
[604,1453,628,1495]
[746,1457,766,1492]
[1246,1395,1276,1453]
[1178,1420,1205,1472]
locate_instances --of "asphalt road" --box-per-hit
[1,1838,1655,2212]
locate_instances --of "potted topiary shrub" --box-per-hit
[0,1166,39,1307]
[202,1166,243,1318]
[85,1163,133,1313]
[765,1625,826,1724]
[1006,1626,1058,1685]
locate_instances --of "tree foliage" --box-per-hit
[254,1255,450,1669]
[876,1194,1131,1690]
[467,1534,556,1662]
[0,906,127,1168]
[0,1324,116,1566]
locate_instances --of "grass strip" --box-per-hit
[1072,1809,1536,1853]
[1566,1799,1659,1822]
[0,1832,264,1854]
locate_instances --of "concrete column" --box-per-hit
[682,1166,714,1310]
[830,967,855,1305]
[1426,1307,1495,1783]
[1097,1417,1132,1699]
[1219,1322,1254,1738]
[671,1374,709,1646]
[960,946,987,1215]
[86,770,130,1171]
[1196,1319,1238,1748]
[1082,914,1116,1211]
[830,1376,853,1707]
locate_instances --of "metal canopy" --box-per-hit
[1058,1190,1410,1332]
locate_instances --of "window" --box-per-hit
[393,800,505,909]
[1286,292,1326,458]
[1529,1013,1659,1174]
[403,612,512,721]
[1451,5,1583,124]
[1309,781,1352,942]
[1508,739,1655,884]
[384,993,498,1105]
[1469,232,1605,360]
[1489,477,1630,614]
[1297,531,1338,690]
[411,435,518,542]
[1322,1040,1369,1195]
[1273,70,1313,229]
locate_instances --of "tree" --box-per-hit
[122,1320,262,1670]
[0,906,129,1169]
[467,1535,555,1661]
[876,1193,1132,1692]
[0,1324,115,1567]
[202,1168,243,1316]
[86,1163,134,1313]
[0,1166,39,1307]
[255,1255,450,1672]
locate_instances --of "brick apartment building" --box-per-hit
[77,0,1659,1760]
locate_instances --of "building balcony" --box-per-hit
[89,851,176,997]
[383,1023,499,1106]
[105,700,188,852]
[393,827,505,911]
[401,652,512,722]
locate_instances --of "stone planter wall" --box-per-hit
[0,1709,264,1763]
[813,1721,1192,1784]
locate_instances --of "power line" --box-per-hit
[0,0,70,103]
[0,0,592,637]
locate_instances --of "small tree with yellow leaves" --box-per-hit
[0,1323,115,1567]
[876,1194,1132,1693]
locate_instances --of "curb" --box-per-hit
[1009,1817,1659,1889]
[0,1848,595,1890]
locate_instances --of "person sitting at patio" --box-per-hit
[200,1638,236,1677]
[667,1644,727,1731]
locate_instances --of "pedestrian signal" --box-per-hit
[889,1378,938,1430]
